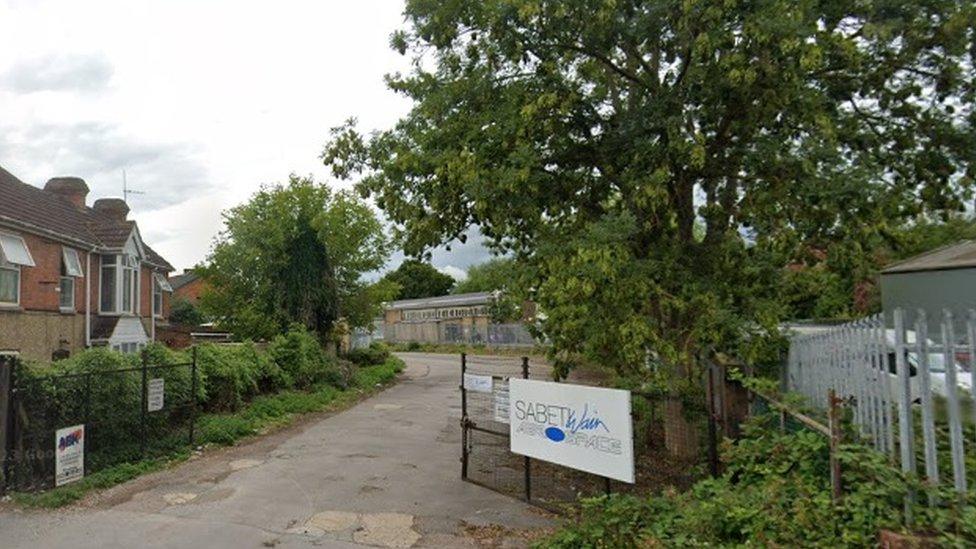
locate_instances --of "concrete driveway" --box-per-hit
[0,353,553,548]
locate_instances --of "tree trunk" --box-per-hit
[664,398,700,460]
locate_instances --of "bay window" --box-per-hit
[100,255,117,312]
[100,254,140,314]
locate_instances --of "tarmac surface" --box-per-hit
[0,353,554,548]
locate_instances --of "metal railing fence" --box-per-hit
[787,308,976,497]
[0,350,198,493]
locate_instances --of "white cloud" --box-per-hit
[437,265,468,281]
[0,52,113,93]
[0,0,422,272]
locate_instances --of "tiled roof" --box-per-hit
[170,271,199,290]
[0,164,174,271]
[882,240,976,274]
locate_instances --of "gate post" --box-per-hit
[460,353,468,480]
[522,356,531,501]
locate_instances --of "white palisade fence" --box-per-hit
[787,308,975,496]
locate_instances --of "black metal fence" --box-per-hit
[0,350,198,493]
[460,354,714,512]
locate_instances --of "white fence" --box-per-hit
[787,308,975,495]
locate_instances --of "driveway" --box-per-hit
[0,353,554,548]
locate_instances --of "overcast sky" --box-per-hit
[0,0,489,279]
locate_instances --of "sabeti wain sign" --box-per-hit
[508,379,635,483]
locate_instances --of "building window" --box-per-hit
[59,247,83,312]
[0,233,35,267]
[101,255,117,312]
[0,259,18,306]
[101,254,140,315]
[59,276,74,310]
[113,342,146,354]
[152,273,172,317]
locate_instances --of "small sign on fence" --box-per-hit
[509,379,634,483]
[55,424,85,486]
[147,378,165,412]
[463,373,493,393]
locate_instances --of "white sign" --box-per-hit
[509,379,634,483]
[148,378,165,412]
[55,424,85,486]
[463,373,493,393]
[493,379,510,424]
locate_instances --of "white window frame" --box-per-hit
[62,247,83,277]
[153,278,163,318]
[99,253,141,316]
[0,232,35,267]
[59,275,75,311]
[0,258,20,307]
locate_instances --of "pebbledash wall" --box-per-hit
[0,229,170,361]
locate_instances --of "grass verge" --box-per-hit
[11,356,405,509]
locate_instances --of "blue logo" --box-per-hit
[545,427,566,442]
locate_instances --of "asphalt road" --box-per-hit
[0,353,553,548]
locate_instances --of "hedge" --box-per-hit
[8,325,382,490]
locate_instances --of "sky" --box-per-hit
[0,0,490,279]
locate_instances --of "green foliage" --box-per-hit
[344,341,392,367]
[452,258,517,294]
[13,355,406,508]
[324,0,976,386]
[268,324,341,389]
[201,174,391,340]
[540,413,976,548]
[381,259,455,300]
[195,344,260,411]
[168,297,206,326]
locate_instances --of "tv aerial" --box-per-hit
[122,169,145,204]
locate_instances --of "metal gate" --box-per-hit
[459,354,630,510]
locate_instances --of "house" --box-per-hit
[170,269,208,305]
[880,240,976,335]
[0,165,175,361]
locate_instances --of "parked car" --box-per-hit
[881,329,973,401]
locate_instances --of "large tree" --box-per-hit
[381,259,456,300]
[452,258,518,294]
[324,1,975,415]
[201,175,392,341]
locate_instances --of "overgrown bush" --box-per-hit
[268,325,341,389]
[540,413,976,548]
[345,341,391,367]
[195,343,262,411]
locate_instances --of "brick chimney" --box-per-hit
[93,198,130,222]
[44,177,89,209]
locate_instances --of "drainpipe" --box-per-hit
[85,251,92,347]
